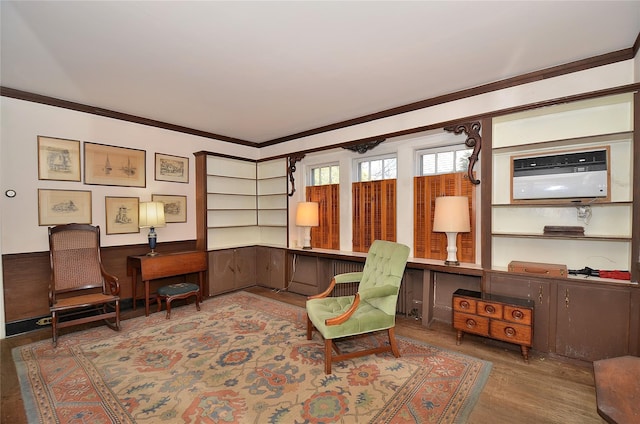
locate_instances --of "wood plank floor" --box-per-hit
[1,287,605,423]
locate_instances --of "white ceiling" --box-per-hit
[2,1,639,144]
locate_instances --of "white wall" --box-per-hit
[0,97,258,254]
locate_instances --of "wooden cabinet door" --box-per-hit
[256,247,286,289]
[288,254,319,296]
[234,246,256,289]
[209,249,236,295]
[486,272,552,353]
[555,281,630,361]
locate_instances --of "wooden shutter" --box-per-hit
[306,184,339,249]
[414,173,475,262]
[352,180,397,252]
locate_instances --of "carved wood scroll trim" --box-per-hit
[444,121,482,185]
[288,153,305,196]
[342,138,385,154]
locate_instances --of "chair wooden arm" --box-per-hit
[102,269,120,296]
[308,278,337,300]
[326,293,361,326]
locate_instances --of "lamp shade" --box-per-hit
[139,201,166,228]
[433,196,470,233]
[296,202,319,227]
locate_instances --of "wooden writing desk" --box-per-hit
[127,251,207,316]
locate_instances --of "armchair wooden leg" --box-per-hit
[306,315,313,340]
[325,338,333,374]
[388,327,400,358]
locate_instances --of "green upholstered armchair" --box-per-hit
[306,240,410,374]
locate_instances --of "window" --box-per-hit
[356,155,397,181]
[307,164,340,249]
[419,145,472,176]
[352,154,397,252]
[413,144,476,262]
[311,164,339,186]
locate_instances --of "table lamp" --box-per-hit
[432,196,470,266]
[296,201,319,249]
[139,201,166,256]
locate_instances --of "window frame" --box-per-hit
[415,143,473,177]
[309,162,340,186]
[353,153,398,182]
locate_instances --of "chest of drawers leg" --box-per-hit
[453,289,534,363]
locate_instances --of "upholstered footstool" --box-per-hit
[156,283,200,319]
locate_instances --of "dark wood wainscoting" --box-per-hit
[2,240,197,335]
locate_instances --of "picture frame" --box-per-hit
[152,194,187,223]
[38,189,92,226]
[84,142,146,187]
[105,196,140,234]
[155,153,189,183]
[37,136,81,181]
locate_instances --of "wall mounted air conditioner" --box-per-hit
[511,148,609,201]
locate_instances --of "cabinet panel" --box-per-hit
[288,254,320,295]
[209,250,236,295]
[256,247,286,289]
[556,281,630,361]
[486,272,552,353]
[208,247,256,295]
[235,247,256,289]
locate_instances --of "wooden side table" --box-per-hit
[453,288,534,362]
[593,356,640,424]
[126,251,207,316]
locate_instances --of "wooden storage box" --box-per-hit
[508,260,567,278]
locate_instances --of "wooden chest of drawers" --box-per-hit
[453,288,534,362]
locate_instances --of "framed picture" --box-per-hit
[105,196,140,234]
[84,142,146,187]
[38,189,92,226]
[37,136,81,181]
[152,194,187,223]
[155,153,189,183]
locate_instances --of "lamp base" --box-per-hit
[444,231,460,266]
[146,250,159,256]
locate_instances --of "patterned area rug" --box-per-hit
[13,291,491,423]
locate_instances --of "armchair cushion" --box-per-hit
[307,296,395,339]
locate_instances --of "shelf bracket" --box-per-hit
[444,121,482,185]
[287,153,305,197]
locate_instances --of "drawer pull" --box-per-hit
[504,327,516,338]
[511,310,524,320]
[460,300,470,310]
[484,305,495,314]
[465,318,476,328]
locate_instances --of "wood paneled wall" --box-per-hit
[2,240,197,323]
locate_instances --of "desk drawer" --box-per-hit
[453,296,477,313]
[477,301,503,319]
[490,320,532,346]
[453,312,489,336]
[503,305,532,325]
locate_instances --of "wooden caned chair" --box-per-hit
[306,240,410,374]
[48,223,120,347]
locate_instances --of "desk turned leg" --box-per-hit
[456,330,464,346]
[145,280,150,317]
[131,269,138,310]
[521,345,529,363]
